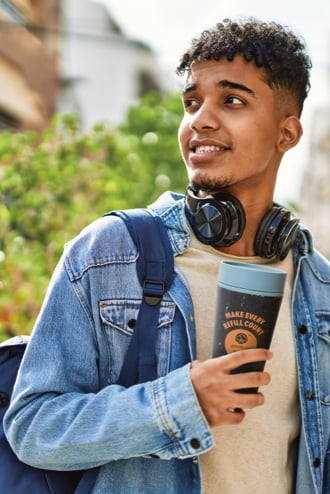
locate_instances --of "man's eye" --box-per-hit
[183,99,198,109]
[226,96,244,105]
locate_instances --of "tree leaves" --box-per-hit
[0,91,186,339]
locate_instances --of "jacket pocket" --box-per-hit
[100,299,176,384]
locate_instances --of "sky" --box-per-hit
[96,0,330,202]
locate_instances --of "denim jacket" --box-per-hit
[4,192,330,494]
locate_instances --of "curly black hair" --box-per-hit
[176,18,312,116]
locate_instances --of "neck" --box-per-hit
[217,197,274,257]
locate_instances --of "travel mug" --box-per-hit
[213,261,287,393]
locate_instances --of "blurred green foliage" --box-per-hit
[0,91,186,340]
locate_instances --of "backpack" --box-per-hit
[0,209,174,493]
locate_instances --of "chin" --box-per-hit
[190,175,231,193]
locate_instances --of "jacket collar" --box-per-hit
[148,191,190,256]
[293,225,314,256]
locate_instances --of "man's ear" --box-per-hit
[277,116,303,152]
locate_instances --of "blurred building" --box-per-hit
[300,106,330,258]
[59,0,160,129]
[0,0,160,132]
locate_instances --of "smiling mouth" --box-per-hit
[192,145,230,155]
[195,145,225,153]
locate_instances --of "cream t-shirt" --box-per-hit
[175,234,300,494]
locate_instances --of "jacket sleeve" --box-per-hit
[4,250,214,471]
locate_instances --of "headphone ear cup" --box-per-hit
[276,219,299,260]
[193,201,227,245]
[254,206,299,260]
[214,196,246,247]
[254,207,279,258]
[185,188,246,247]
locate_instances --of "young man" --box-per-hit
[4,18,329,494]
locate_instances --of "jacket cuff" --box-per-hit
[150,364,214,458]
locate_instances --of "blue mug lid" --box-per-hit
[218,261,287,296]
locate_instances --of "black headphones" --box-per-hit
[185,186,300,260]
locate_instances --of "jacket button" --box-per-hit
[190,438,201,449]
[306,390,315,400]
[297,324,307,334]
[0,391,10,408]
[313,458,320,468]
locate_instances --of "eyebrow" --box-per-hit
[182,79,255,96]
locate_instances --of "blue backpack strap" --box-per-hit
[105,209,174,387]
[73,467,100,494]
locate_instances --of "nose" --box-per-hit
[190,102,220,132]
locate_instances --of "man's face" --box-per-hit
[178,56,284,196]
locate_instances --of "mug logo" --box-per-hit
[235,332,248,344]
[225,329,257,353]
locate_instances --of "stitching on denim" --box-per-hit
[151,379,185,456]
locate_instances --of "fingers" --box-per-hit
[190,349,273,428]
[198,389,266,427]
[227,368,271,391]
[217,348,273,373]
[221,407,246,425]
[229,389,266,409]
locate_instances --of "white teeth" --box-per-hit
[195,145,222,153]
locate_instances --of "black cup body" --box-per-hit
[213,286,283,393]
